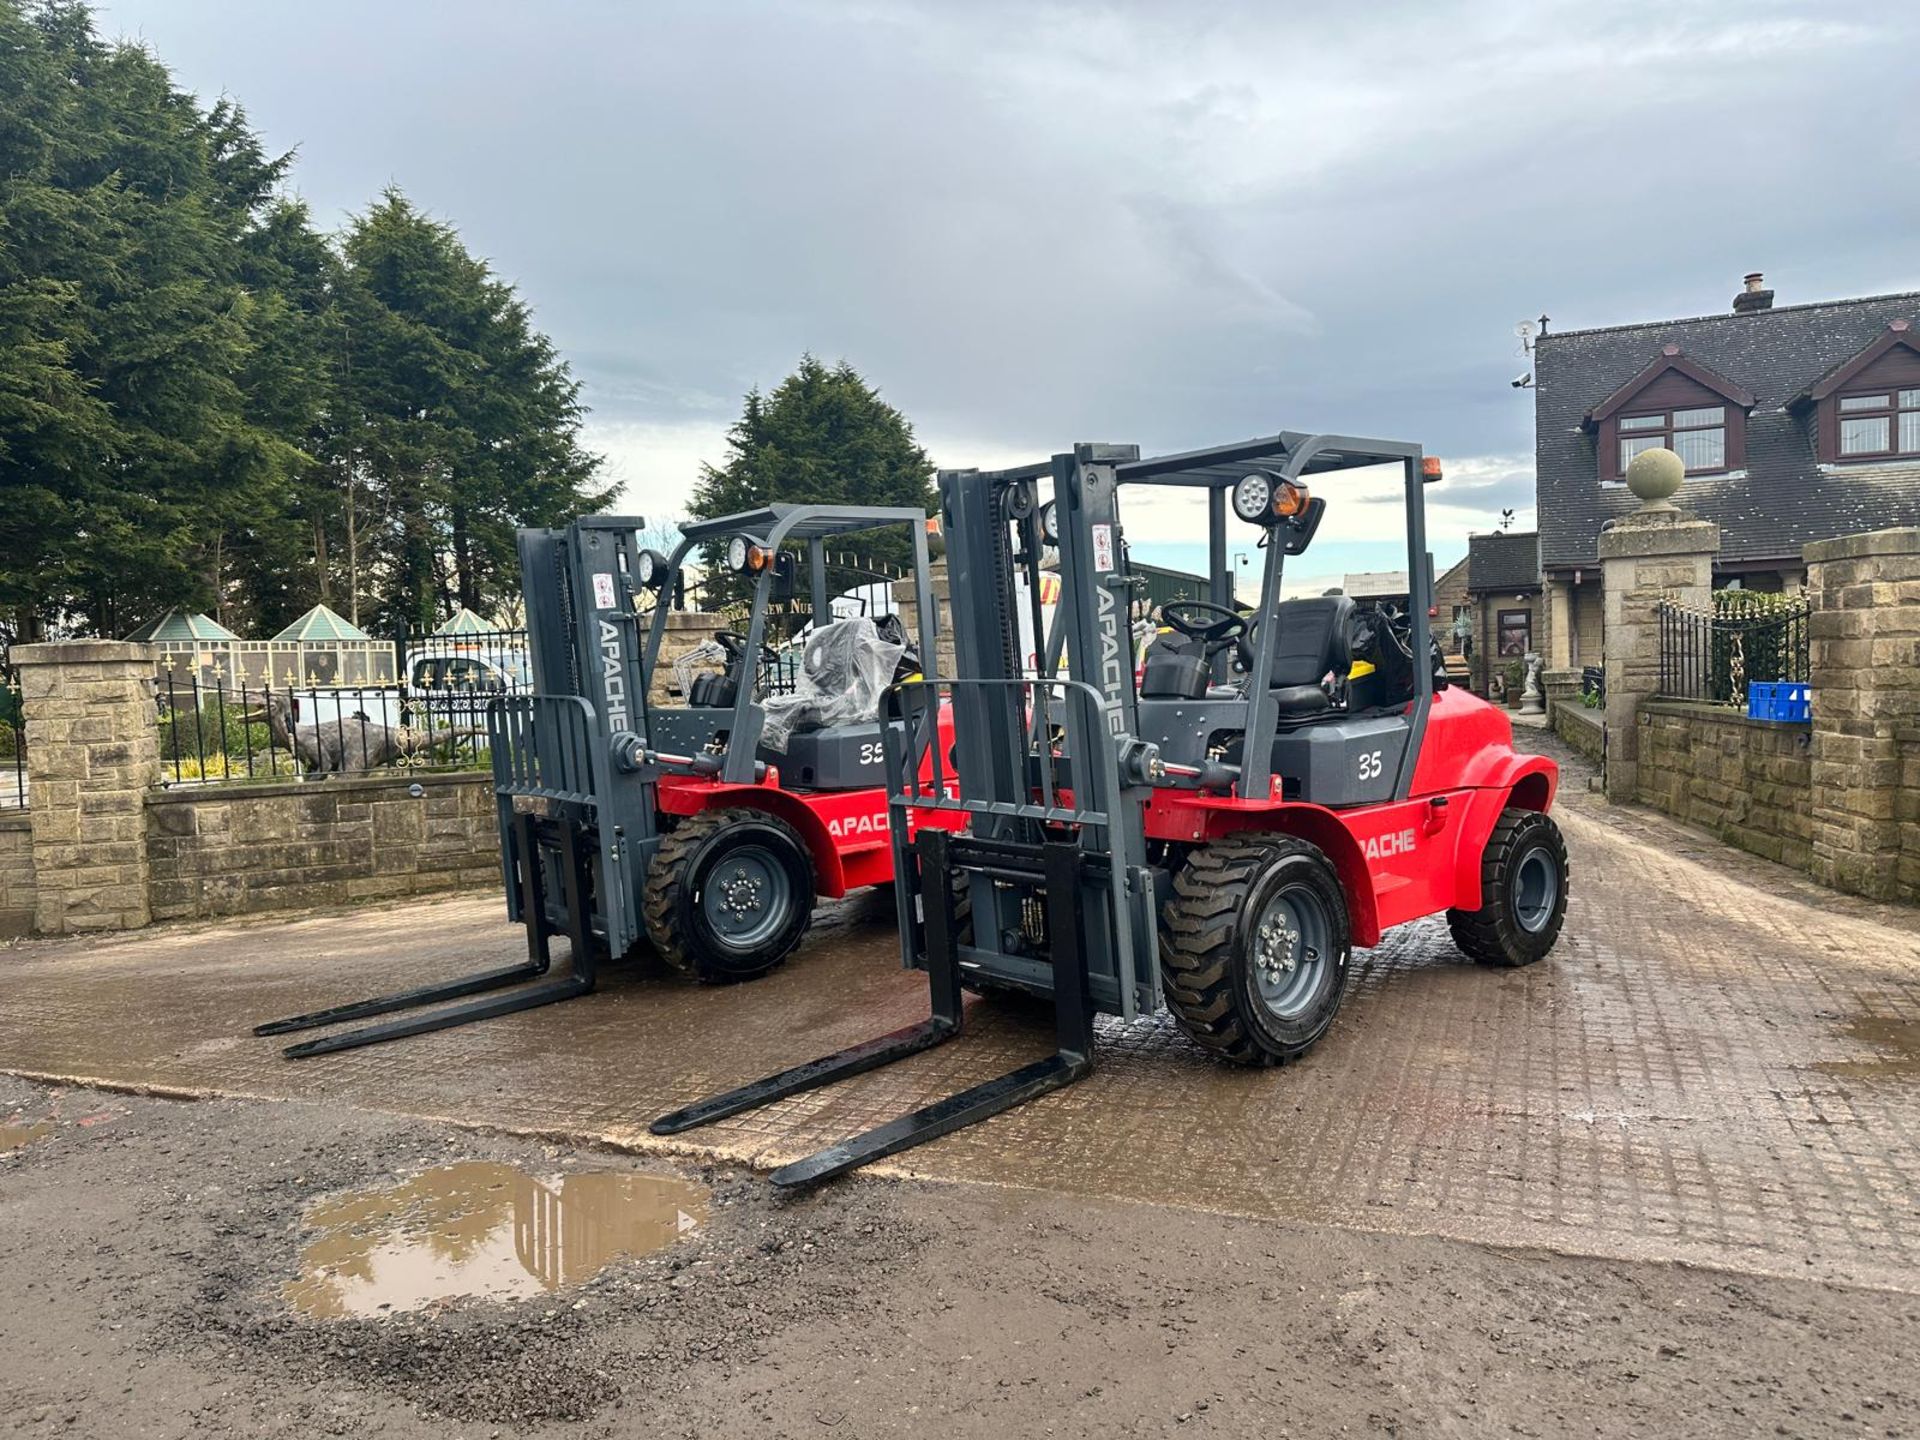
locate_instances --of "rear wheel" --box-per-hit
[1447,808,1568,967]
[1160,834,1352,1066]
[643,808,817,983]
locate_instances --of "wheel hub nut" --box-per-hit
[722,868,763,915]
[1257,919,1303,983]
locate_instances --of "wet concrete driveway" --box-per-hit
[4,740,1918,1294]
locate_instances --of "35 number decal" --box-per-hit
[1357,749,1383,781]
[859,741,885,766]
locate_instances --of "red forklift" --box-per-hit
[653,432,1568,1184]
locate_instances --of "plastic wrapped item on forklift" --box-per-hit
[758,617,907,751]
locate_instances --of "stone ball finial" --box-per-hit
[1625,446,1685,509]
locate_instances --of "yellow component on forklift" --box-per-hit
[899,672,924,684]
[1348,659,1376,680]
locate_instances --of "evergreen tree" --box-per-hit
[337,190,611,631]
[691,357,934,606]
[0,3,608,648]
[0,0,314,640]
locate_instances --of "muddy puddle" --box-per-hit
[0,1120,53,1153]
[286,1162,707,1320]
[1817,1016,1920,1082]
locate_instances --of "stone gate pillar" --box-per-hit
[1804,527,1920,902]
[14,640,161,933]
[1599,509,1720,804]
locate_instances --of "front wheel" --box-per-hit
[643,808,817,983]
[1447,808,1569,967]
[1160,834,1352,1066]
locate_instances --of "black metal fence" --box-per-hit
[155,673,510,787]
[1,665,23,810]
[396,625,532,693]
[1655,596,1810,705]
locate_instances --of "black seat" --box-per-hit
[1264,595,1353,721]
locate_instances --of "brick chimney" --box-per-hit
[1732,271,1775,314]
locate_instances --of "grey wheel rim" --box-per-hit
[1250,883,1332,1021]
[701,844,792,950]
[1513,847,1559,933]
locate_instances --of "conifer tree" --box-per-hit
[691,356,935,606]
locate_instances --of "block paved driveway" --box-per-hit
[3,733,1917,1292]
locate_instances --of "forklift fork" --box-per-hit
[650,828,1095,1188]
[253,811,600,1059]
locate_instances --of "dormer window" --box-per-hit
[1798,320,1920,464]
[1834,389,1920,458]
[1618,406,1727,473]
[1587,345,1751,483]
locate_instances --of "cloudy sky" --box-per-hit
[102,0,1920,588]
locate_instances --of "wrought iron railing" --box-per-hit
[1655,595,1810,705]
[0,668,23,810]
[154,673,504,787]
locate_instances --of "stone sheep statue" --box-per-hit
[248,692,415,777]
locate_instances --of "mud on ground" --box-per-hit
[1,1073,1914,1440]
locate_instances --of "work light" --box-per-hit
[636,548,668,589]
[1039,501,1059,544]
[1231,471,1273,524]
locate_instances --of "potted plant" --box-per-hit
[1503,658,1525,708]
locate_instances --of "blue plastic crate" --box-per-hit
[1747,681,1810,723]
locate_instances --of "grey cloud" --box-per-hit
[110,0,1920,501]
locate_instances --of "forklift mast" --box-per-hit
[925,447,1161,1017]
[509,515,661,957]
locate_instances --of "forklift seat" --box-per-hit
[1265,595,1353,721]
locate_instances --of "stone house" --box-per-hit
[1432,553,1471,650]
[1532,274,1920,672]
[1465,530,1545,693]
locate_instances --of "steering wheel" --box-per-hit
[713,630,778,667]
[1160,600,1248,647]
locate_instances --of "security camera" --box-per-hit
[1510,373,1534,389]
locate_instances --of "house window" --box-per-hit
[1498,609,1532,657]
[1617,406,1727,473]
[1835,389,1920,458]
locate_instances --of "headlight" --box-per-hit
[725,536,750,573]
[1231,472,1273,524]
[1039,501,1059,544]
[636,548,667,589]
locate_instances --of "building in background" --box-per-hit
[1533,275,1920,671]
[1466,531,1545,694]
[1342,571,1411,609]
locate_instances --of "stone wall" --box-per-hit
[1551,700,1604,766]
[650,610,729,706]
[0,814,34,938]
[892,559,956,679]
[1570,576,1604,669]
[146,772,501,922]
[1600,509,1719,803]
[1804,527,1920,903]
[14,641,161,934]
[1636,701,1812,869]
[1612,522,1919,906]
